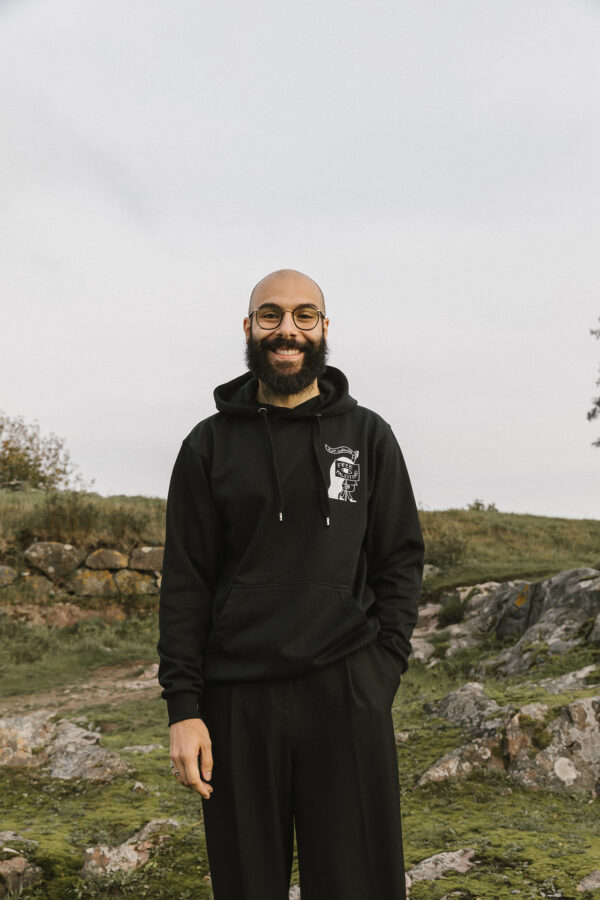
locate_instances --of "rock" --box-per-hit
[395,732,409,744]
[23,542,86,583]
[417,737,503,786]
[129,546,164,572]
[0,566,17,588]
[132,781,148,792]
[428,682,514,738]
[0,710,55,766]
[44,719,130,782]
[489,569,600,676]
[64,568,116,597]
[422,564,441,580]
[114,570,158,595]
[19,572,59,597]
[528,665,597,694]
[80,819,180,876]
[0,712,130,782]
[121,744,164,755]
[577,870,600,891]
[289,886,301,899]
[415,602,442,630]
[411,638,436,663]
[589,613,600,645]
[85,549,129,570]
[419,694,600,796]
[0,601,124,628]
[407,848,477,883]
[118,665,159,693]
[0,832,38,849]
[0,855,43,896]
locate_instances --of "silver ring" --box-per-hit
[172,769,181,776]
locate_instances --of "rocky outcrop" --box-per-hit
[0,711,130,781]
[419,684,600,796]
[80,819,180,875]
[413,568,600,674]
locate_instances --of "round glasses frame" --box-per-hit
[249,308,325,331]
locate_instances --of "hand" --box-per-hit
[169,717,214,799]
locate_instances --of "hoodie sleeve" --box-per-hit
[157,437,223,726]
[364,424,425,673]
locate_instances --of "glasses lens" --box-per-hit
[255,309,282,329]
[254,307,321,330]
[293,309,320,330]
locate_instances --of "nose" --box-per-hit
[274,309,300,336]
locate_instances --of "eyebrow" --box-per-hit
[255,301,321,310]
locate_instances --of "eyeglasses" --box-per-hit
[249,306,325,331]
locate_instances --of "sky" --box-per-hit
[0,0,599,518]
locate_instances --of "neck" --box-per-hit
[256,379,320,409]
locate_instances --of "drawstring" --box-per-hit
[312,414,332,527]
[258,408,285,523]
[257,408,332,527]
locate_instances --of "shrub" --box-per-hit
[0,411,85,490]
[438,595,465,627]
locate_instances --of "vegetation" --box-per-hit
[1,492,599,897]
[0,411,85,490]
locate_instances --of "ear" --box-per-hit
[243,316,251,341]
[322,316,329,340]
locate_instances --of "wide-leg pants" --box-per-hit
[199,639,407,900]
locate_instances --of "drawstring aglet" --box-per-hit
[279,511,284,522]
[325,516,330,527]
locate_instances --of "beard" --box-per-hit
[245,332,329,397]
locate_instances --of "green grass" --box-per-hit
[0,613,159,698]
[2,492,600,897]
[420,507,600,598]
[4,658,600,899]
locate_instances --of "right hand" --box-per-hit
[169,717,214,799]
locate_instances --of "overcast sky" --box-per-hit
[1,0,599,518]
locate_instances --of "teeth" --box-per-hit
[273,348,301,355]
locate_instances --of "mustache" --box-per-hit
[263,337,306,352]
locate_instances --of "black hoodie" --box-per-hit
[157,365,425,725]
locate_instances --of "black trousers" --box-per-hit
[199,640,407,900]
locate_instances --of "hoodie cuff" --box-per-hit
[167,692,202,726]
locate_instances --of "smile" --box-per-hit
[269,348,304,359]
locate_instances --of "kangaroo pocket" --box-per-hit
[206,581,369,666]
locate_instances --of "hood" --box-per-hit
[213,366,357,528]
[213,365,357,418]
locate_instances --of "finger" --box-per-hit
[183,757,213,799]
[199,738,213,782]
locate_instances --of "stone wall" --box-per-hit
[0,542,164,598]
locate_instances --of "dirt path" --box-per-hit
[0,660,162,717]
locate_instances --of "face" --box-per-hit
[243,275,330,397]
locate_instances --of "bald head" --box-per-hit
[248,268,325,315]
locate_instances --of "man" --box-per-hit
[157,268,425,900]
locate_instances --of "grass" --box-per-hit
[1,491,600,897]
[0,614,159,698]
[3,653,600,899]
[0,489,166,571]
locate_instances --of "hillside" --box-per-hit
[1,490,600,898]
